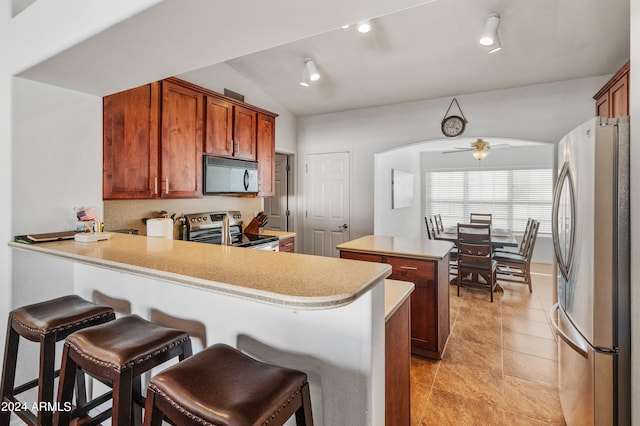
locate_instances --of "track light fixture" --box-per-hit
[479,12,502,53]
[305,58,320,81]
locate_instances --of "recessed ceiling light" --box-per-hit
[357,20,371,33]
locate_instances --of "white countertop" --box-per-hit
[9,233,390,310]
[336,235,454,260]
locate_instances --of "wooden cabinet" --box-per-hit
[104,77,277,199]
[339,250,450,359]
[257,113,276,196]
[103,80,203,199]
[103,82,159,199]
[278,236,295,253]
[160,80,203,198]
[204,97,257,161]
[385,291,411,426]
[594,61,630,118]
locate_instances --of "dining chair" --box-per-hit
[470,213,492,225]
[456,223,497,302]
[425,216,437,240]
[495,218,533,256]
[494,220,540,292]
[434,214,445,233]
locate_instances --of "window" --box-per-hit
[425,168,552,234]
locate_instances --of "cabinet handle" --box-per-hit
[154,177,158,195]
[399,266,418,270]
[237,140,240,153]
[165,177,169,195]
[230,139,234,152]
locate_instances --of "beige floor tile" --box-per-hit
[421,388,505,426]
[502,317,555,340]
[432,361,504,407]
[502,305,549,324]
[504,376,565,425]
[503,330,558,361]
[503,350,558,387]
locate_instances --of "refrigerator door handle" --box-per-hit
[549,303,588,358]
[552,161,576,281]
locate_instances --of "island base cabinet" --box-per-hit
[339,250,450,359]
[385,295,411,426]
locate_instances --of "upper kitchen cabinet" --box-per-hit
[103,82,160,199]
[160,80,203,198]
[257,113,276,197]
[103,79,203,199]
[204,96,257,161]
[594,61,629,118]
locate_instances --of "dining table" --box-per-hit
[434,226,519,248]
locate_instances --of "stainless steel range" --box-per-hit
[184,211,279,251]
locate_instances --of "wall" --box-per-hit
[297,76,608,252]
[629,0,639,420]
[0,1,11,352]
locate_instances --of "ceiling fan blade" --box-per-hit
[441,147,473,154]
[489,143,513,149]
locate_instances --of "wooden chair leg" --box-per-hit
[0,323,19,425]
[37,333,57,426]
[112,369,134,426]
[55,345,78,426]
[295,382,314,426]
[143,389,164,426]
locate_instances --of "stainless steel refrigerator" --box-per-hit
[550,116,630,425]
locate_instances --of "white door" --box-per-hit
[305,152,350,257]
[264,153,290,231]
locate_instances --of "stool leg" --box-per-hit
[132,375,143,426]
[112,368,133,426]
[0,322,20,425]
[143,388,163,426]
[37,333,57,426]
[295,382,314,426]
[54,344,78,426]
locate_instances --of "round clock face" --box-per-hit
[441,115,466,137]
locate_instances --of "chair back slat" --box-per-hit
[470,213,492,225]
[425,217,436,240]
[434,214,445,233]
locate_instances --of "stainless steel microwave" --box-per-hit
[203,156,259,194]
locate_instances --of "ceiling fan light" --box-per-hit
[357,20,371,33]
[305,58,320,81]
[479,13,500,46]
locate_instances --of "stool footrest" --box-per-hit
[3,396,37,425]
[72,390,113,419]
[13,369,61,395]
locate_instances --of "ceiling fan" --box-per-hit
[441,138,512,160]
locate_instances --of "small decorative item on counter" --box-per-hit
[178,217,187,240]
[76,207,97,221]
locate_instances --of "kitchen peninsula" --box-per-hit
[337,235,453,359]
[9,233,396,425]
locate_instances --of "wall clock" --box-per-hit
[440,98,468,138]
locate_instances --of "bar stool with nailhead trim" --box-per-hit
[144,343,313,426]
[54,314,192,426]
[0,295,116,426]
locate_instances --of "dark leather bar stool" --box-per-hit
[0,295,115,426]
[144,343,313,426]
[54,314,192,426]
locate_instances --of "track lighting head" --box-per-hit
[479,12,500,46]
[304,58,320,82]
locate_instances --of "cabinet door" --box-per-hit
[596,94,610,118]
[233,105,257,161]
[610,74,628,118]
[204,96,233,157]
[279,237,295,253]
[161,81,203,198]
[257,113,276,196]
[103,82,159,199]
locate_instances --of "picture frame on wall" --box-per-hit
[392,169,414,209]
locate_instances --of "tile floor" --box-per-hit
[410,263,566,425]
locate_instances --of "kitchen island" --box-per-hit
[9,233,395,425]
[337,235,454,359]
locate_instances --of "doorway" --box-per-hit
[263,153,293,231]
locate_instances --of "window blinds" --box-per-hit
[425,168,552,234]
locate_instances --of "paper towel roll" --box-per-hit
[146,218,173,239]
